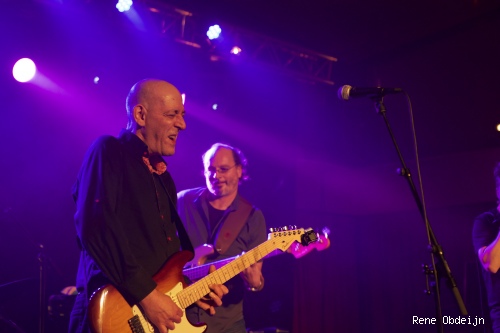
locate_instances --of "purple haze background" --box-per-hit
[1,0,500,332]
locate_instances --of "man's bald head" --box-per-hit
[126,79,180,130]
[124,78,186,156]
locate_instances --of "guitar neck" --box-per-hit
[177,239,280,308]
[183,249,283,282]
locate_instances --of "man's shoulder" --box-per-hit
[236,194,263,212]
[475,209,499,224]
[177,187,205,201]
[81,135,122,161]
[89,135,121,151]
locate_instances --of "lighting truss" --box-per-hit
[139,0,338,85]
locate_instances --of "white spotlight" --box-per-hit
[207,25,222,40]
[13,58,37,83]
[116,0,133,12]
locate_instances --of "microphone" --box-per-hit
[338,85,403,101]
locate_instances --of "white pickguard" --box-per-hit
[131,282,207,333]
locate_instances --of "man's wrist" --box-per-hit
[248,276,264,292]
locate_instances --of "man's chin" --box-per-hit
[161,148,175,156]
[210,188,225,197]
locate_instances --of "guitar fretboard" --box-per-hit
[183,249,284,281]
[176,229,303,308]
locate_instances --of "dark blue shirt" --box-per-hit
[177,187,267,333]
[473,208,500,333]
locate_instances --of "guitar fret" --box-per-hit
[178,229,305,309]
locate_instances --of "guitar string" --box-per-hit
[177,230,303,308]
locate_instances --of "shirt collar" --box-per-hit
[118,129,168,174]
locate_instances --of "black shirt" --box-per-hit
[73,130,185,305]
[473,209,500,332]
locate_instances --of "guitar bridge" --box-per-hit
[128,315,146,333]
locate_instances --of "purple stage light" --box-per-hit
[116,0,133,12]
[230,46,242,55]
[13,58,36,83]
[207,25,222,40]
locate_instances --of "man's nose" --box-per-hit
[211,170,224,179]
[175,115,186,130]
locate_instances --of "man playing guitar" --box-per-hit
[177,143,266,333]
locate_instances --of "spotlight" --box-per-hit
[496,124,500,132]
[93,76,100,84]
[116,0,133,12]
[207,25,222,40]
[181,93,186,105]
[212,103,218,110]
[230,46,242,55]
[12,58,36,83]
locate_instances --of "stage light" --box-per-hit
[496,124,500,132]
[212,103,218,110]
[181,93,186,105]
[12,58,36,83]
[93,76,100,84]
[207,24,222,40]
[116,0,133,12]
[230,46,242,55]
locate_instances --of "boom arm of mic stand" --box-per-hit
[373,97,467,328]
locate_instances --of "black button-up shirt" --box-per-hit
[73,130,184,305]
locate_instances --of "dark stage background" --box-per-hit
[1,0,500,332]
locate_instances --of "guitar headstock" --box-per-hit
[289,227,331,259]
[268,226,318,252]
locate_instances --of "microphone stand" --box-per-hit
[38,243,46,333]
[372,96,467,333]
[2,208,49,333]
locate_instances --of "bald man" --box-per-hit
[69,79,227,333]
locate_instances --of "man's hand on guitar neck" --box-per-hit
[195,264,229,315]
[139,289,183,333]
[241,261,264,292]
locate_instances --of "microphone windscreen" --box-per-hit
[338,85,352,101]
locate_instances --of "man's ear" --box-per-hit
[236,165,242,179]
[133,105,146,127]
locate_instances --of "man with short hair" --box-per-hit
[69,79,228,333]
[178,143,267,333]
[473,162,500,333]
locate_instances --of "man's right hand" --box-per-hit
[139,289,183,332]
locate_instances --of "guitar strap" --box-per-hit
[214,196,254,255]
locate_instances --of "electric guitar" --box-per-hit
[88,227,318,333]
[184,228,330,281]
